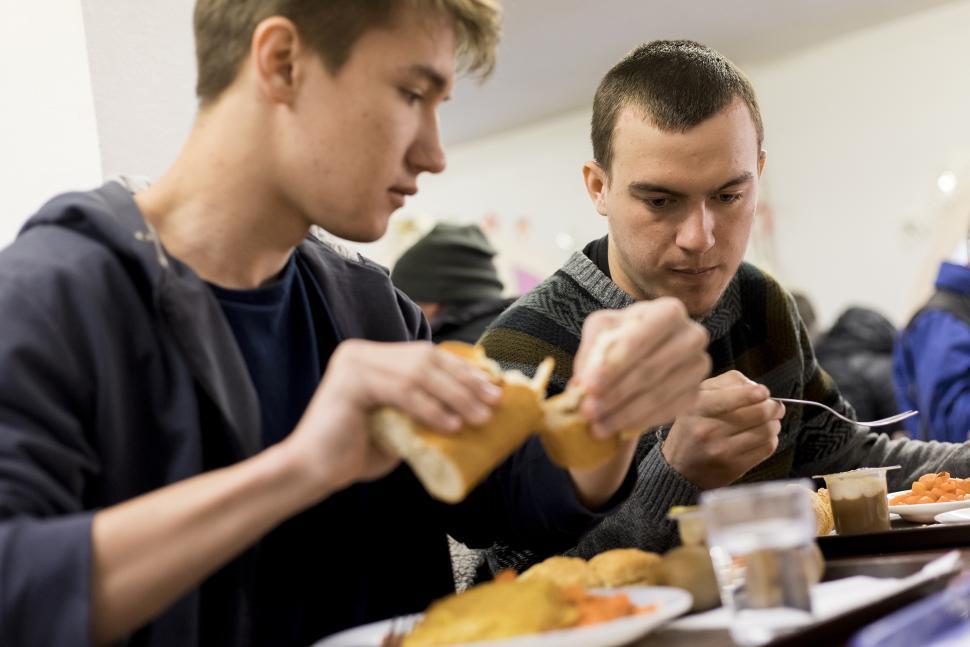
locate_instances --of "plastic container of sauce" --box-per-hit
[814,466,900,535]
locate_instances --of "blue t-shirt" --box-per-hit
[210,255,337,447]
[211,254,340,644]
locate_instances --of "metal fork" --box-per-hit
[771,397,918,429]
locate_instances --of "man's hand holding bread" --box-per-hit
[554,298,711,507]
[289,297,710,509]
[287,340,504,498]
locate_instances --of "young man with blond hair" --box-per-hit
[481,39,970,572]
[0,4,709,646]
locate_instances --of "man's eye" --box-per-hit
[400,88,422,104]
[717,193,743,203]
[645,198,669,209]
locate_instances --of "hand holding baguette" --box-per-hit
[289,339,507,497]
[541,298,711,470]
[370,343,554,502]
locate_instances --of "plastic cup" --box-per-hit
[702,480,818,645]
[814,466,900,535]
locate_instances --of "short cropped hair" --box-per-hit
[193,0,502,105]
[591,39,764,174]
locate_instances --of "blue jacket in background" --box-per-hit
[894,262,970,441]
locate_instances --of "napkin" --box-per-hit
[668,551,962,631]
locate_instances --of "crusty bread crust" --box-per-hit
[539,389,622,470]
[588,548,663,587]
[371,383,543,503]
[369,344,551,503]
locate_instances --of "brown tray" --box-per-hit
[818,519,970,559]
[637,552,964,647]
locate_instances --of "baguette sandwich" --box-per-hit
[540,323,644,470]
[370,342,554,503]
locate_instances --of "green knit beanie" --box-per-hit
[391,223,503,303]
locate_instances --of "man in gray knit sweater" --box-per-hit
[480,40,970,569]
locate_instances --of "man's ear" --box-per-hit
[583,161,610,217]
[758,148,767,176]
[251,16,303,105]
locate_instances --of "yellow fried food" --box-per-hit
[890,472,970,505]
[403,578,578,646]
[588,548,663,587]
[519,556,602,588]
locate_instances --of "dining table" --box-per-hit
[632,519,970,647]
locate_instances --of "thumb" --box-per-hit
[573,311,623,385]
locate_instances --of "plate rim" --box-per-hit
[312,585,693,647]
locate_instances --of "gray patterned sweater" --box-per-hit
[479,252,970,570]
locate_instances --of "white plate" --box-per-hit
[313,586,693,647]
[934,507,970,524]
[887,490,970,523]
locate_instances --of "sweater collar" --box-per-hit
[561,251,742,342]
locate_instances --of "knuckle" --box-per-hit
[689,321,709,346]
[658,296,687,318]
[583,310,609,330]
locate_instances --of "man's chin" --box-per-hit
[658,286,724,320]
[319,214,391,244]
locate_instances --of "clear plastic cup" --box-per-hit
[814,466,900,535]
[702,480,818,645]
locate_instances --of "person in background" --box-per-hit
[392,223,516,344]
[478,39,970,571]
[0,2,713,645]
[814,306,900,433]
[894,259,970,441]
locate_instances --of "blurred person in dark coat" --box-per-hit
[392,223,516,344]
[815,306,900,431]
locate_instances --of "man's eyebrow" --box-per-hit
[713,172,754,192]
[403,64,448,92]
[628,182,688,199]
[628,171,755,198]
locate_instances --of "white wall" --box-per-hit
[356,109,602,287]
[81,0,197,181]
[0,0,102,247]
[749,0,970,327]
[375,0,970,328]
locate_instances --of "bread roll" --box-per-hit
[370,343,554,503]
[519,556,601,588]
[660,545,721,612]
[588,548,663,586]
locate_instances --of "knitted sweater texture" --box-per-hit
[480,252,970,569]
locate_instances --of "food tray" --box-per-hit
[818,518,970,559]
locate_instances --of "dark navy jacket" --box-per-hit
[0,183,631,646]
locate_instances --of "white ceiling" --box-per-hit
[438,0,961,144]
[80,0,961,178]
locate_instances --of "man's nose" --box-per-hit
[676,203,715,254]
[411,111,447,175]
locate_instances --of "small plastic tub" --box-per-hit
[814,466,900,535]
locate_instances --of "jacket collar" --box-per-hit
[30,182,263,457]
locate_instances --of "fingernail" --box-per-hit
[470,405,492,425]
[590,423,610,439]
[482,383,503,402]
[444,415,461,431]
